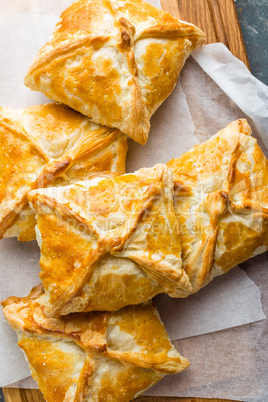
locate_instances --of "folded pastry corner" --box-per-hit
[24,0,205,144]
[0,103,127,242]
[28,163,191,317]
[2,285,189,402]
[168,119,268,293]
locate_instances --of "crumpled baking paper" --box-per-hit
[0,1,268,401]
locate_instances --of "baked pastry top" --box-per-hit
[0,103,127,241]
[24,0,205,144]
[28,164,192,316]
[2,284,189,402]
[167,119,268,293]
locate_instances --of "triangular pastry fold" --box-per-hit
[167,119,268,293]
[0,103,127,241]
[24,0,205,144]
[2,285,190,401]
[28,164,191,316]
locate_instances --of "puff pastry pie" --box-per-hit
[167,119,268,293]
[28,164,192,316]
[24,0,206,144]
[0,103,127,242]
[2,284,189,402]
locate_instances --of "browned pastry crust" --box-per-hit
[2,285,189,402]
[24,0,205,144]
[22,119,268,314]
[28,164,192,316]
[167,119,268,293]
[0,103,127,241]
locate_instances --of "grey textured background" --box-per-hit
[234,0,268,84]
[0,1,267,401]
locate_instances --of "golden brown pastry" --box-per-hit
[28,164,192,316]
[167,119,268,294]
[24,0,205,144]
[24,119,267,313]
[2,284,189,402]
[0,103,127,241]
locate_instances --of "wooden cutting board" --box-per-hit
[167,0,250,70]
[3,0,249,401]
[3,389,239,402]
[3,388,239,402]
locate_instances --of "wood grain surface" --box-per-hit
[174,0,250,70]
[3,388,239,402]
[3,0,249,401]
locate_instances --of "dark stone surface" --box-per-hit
[234,0,268,85]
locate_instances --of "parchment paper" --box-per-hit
[0,1,268,401]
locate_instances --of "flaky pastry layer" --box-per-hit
[168,119,268,293]
[2,285,189,402]
[28,164,191,316]
[24,0,205,144]
[0,103,127,241]
[27,121,268,312]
